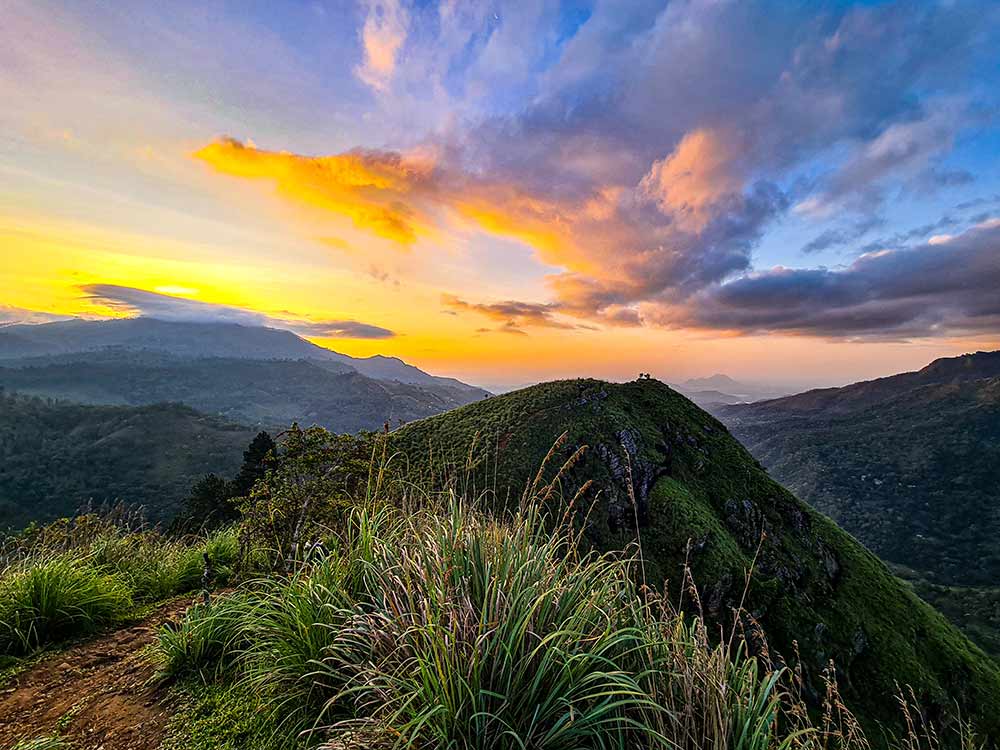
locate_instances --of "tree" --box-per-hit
[232,431,275,497]
[177,473,235,531]
[238,424,380,571]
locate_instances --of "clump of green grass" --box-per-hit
[158,497,984,750]
[8,736,70,750]
[0,516,239,657]
[0,555,132,655]
[155,593,252,681]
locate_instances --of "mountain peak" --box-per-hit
[390,377,1000,738]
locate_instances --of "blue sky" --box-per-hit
[2,0,999,387]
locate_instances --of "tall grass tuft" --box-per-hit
[0,515,239,656]
[155,593,253,681]
[0,555,132,655]
[164,498,941,750]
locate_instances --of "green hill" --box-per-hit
[0,392,256,528]
[714,357,1000,588]
[390,378,1000,739]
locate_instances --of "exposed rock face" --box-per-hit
[595,427,664,530]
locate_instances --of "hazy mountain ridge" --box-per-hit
[0,318,487,394]
[0,319,489,432]
[0,351,483,434]
[390,377,1000,738]
[670,373,792,407]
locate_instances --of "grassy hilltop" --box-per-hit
[391,378,1000,738]
[4,377,998,748]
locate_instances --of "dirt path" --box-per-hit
[0,596,195,750]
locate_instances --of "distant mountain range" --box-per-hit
[715,350,1000,655]
[0,318,489,432]
[671,373,791,407]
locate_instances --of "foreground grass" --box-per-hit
[0,516,237,657]
[155,500,985,750]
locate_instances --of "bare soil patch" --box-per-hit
[0,597,195,750]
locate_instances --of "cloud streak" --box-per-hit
[674,220,1000,339]
[80,284,395,339]
[442,294,585,332]
[0,306,70,326]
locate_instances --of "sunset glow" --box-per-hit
[3,0,999,389]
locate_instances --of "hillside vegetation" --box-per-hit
[389,378,1000,740]
[714,352,1000,654]
[3,383,996,749]
[154,500,983,750]
[0,392,256,528]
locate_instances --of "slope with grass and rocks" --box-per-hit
[389,377,1000,740]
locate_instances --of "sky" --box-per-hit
[2,0,999,391]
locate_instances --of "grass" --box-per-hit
[0,555,132,653]
[0,516,238,657]
[389,378,1000,740]
[6,738,70,750]
[155,497,987,750]
[162,681,282,750]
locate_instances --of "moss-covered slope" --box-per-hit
[392,378,1000,740]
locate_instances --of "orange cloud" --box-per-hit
[194,138,434,245]
[639,128,745,231]
[193,133,764,329]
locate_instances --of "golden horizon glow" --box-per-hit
[4,1,999,390]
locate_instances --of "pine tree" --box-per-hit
[233,431,276,497]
